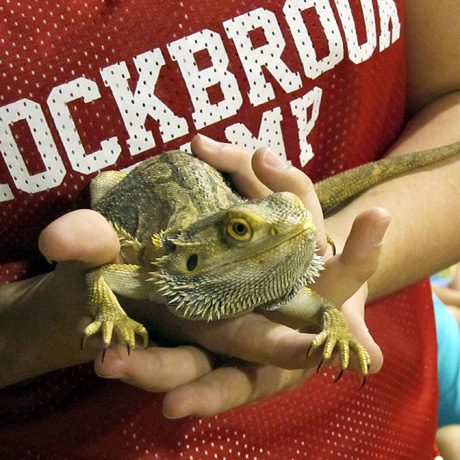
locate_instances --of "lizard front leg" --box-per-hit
[276,287,371,381]
[83,264,149,357]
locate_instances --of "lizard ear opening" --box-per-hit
[186,254,198,271]
[152,232,177,253]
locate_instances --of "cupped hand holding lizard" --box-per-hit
[2,134,389,418]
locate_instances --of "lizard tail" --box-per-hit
[315,140,460,215]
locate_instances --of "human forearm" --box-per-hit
[0,210,120,388]
[0,279,42,387]
[326,91,460,301]
[0,274,97,388]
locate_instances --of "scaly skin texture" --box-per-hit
[316,140,460,215]
[83,141,460,376]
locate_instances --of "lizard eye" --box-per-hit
[227,218,252,241]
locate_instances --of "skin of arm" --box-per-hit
[1,0,460,420]
[328,91,460,302]
[329,0,460,300]
[0,211,117,386]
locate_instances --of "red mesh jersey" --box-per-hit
[0,1,439,459]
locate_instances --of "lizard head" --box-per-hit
[152,191,322,321]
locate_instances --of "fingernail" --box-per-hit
[262,147,290,169]
[370,214,391,246]
[196,134,223,153]
[163,403,192,420]
[163,410,186,420]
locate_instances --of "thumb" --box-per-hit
[251,147,328,254]
[38,209,120,267]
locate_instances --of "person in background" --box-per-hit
[433,264,460,326]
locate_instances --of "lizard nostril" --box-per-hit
[186,254,198,271]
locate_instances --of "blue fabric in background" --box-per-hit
[433,293,460,427]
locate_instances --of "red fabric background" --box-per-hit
[0,1,439,458]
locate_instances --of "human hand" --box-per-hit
[93,135,389,418]
[30,194,319,415]
[191,135,388,369]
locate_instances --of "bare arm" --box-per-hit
[327,92,460,301]
[405,0,460,114]
[323,0,460,299]
[0,210,114,388]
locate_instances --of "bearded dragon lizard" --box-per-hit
[82,141,460,378]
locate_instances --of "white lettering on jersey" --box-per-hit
[0,0,402,201]
[100,49,189,156]
[224,8,302,107]
[284,0,344,80]
[0,99,65,200]
[335,0,377,64]
[377,0,401,51]
[0,180,13,202]
[290,86,323,166]
[48,77,122,174]
[225,107,287,160]
[168,29,243,129]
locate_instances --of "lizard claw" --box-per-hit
[307,305,371,384]
[334,368,344,383]
[358,364,371,388]
[102,343,109,363]
[81,334,87,351]
[81,319,103,350]
[82,315,149,357]
[316,357,325,374]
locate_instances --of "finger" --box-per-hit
[123,298,323,371]
[163,361,310,418]
[38,209,120,266]
[316,207,391,306]
[191,134,272,198]
[193,137,328,253]
[166,312,319,371]
[251,147,327,254]
[94,344,217,392]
